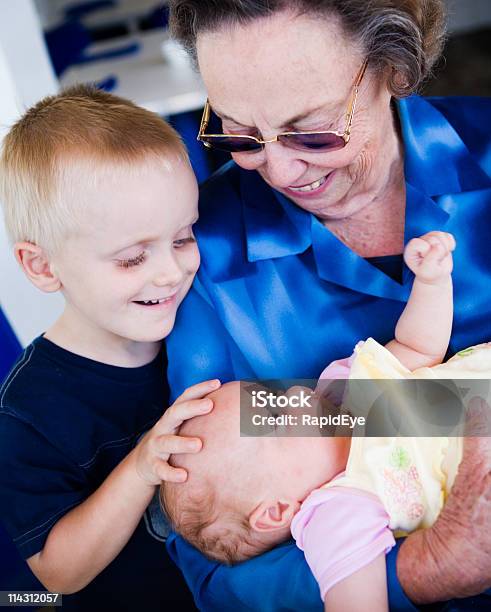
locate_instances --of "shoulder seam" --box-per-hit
[0,406,39,424]
[0,345,36,409]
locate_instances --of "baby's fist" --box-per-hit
[404,231,456,284]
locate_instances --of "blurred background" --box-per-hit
[0,0,490,594]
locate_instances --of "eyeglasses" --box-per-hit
[197,60,368,154]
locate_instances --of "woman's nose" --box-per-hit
[260,142,308,188]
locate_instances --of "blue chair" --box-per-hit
[45,19,140,78]
[138,5,169,32]
[0,307,21,386]
[64,0,116,21]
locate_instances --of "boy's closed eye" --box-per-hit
[116,252,147,268]
[112,219,198,269]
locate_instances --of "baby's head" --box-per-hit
[161,382,350,564]
[0,85,199,344]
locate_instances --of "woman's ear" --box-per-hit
[249,499,299,533]
[14,242,62,293]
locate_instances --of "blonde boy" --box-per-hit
[0,86,216,610]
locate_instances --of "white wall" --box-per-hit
[0,0,63,346]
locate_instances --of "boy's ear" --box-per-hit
[14,242,61,293]
[249,499,299,533]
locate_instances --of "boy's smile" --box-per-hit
[133,296,178,307]
[46,155,200,367]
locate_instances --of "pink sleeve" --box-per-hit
[291,487,395,600]
[318,340,364,380]
[318,355,353,380]
[316,354,354,406]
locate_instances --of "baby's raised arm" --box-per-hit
[386,231,455,370]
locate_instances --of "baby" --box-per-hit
[162,231,490,610]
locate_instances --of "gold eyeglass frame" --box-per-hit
[197,59,368,152]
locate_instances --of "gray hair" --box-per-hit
[169,0,446,97]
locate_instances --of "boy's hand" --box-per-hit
[133,379,220,486]
[404,231,456,284]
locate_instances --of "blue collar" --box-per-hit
[399,96,490,196]
[239,96,491,300]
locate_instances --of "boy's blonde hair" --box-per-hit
[0,84,187,254]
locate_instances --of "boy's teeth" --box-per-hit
[289,175,328,192]
[135,295,175,305]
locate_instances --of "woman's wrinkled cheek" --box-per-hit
[348,145,373,184]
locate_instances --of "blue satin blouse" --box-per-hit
[166,95,491,611]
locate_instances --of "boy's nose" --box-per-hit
[153,256,184,288]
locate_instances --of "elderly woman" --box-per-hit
[165,0,491,610]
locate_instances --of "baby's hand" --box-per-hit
[132,379,220,486]
[404,231,456,284]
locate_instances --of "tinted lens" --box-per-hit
[200,136,263,153]
[279,132,345,152]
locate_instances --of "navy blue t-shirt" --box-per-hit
[0,336,196,611]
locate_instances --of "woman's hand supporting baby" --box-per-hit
[398,397,491,602]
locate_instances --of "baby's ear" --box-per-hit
[14,242,61,293]
[249,499,299,533]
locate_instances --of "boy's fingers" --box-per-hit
[175,379,221,402]
[155,434,202,455]
[156,461,188,483]
[157,398,213,432]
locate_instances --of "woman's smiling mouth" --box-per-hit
[285,171,335,197]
